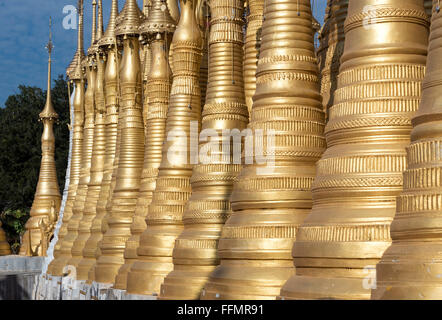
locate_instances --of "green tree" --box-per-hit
[0,75,70,251]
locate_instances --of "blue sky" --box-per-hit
[0,0,327,108]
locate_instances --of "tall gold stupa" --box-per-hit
[81,0,121,284]
[202,0,325,300]
[281,0,429,300]
[114,0,176,290]
[75,0,107,281]
[126,0,203,295]
[373,1,442,300]
[159,0,249,300]
[48,0,85,275]
[95,0,145,284]
[55,0,98,273]
[20,18,61,257]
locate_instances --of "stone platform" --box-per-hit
[0,255,44,300]
[34,275,157,300]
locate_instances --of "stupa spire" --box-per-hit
[20,17,61,256]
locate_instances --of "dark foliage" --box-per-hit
[0,75,70,251]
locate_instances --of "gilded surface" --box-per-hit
[281,0,429,300]
[114,0,176,289]
[243,0,264,115]
[19,23,61,256]
[317,0,347,120]
[85,0,120,283]
[160,0,248,300]
[48,0,85,274]
[202,0,325,300]
[127,0,203,295]
[373,1,442,300]
[95,0,144,284]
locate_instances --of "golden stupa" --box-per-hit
[81,0,121,284]
[202,0,325,300]
[19,18,61,257]
[75,0,107,281]
[281,0,429,300]
[48,0,86,275]
[113,0,176,290]
[373,1,442,300]
[63,0,98,271]
[159,0,249,300]
[126,0,203,295]
[95,0,145,284]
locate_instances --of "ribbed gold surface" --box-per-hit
[82,48,120,284]
[243,0,264,115]
[282,0,429,300]
[116,0,143,37]
[202,0,325,300]
[65,59,97,270]
[48,0,85,274]
[373,1,442,300]
[199,5,209,110]
[115,36,172,290]
[67,0,85,80]
[160,0,248,300]
[317,0,347,119]
[95,35,144,284]
[76,51,107,280]
[20,41,61,256]
[126,0,203,295]
[48,74,85,275]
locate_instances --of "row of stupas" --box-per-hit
[5,0,442,299]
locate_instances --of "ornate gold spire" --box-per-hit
[97,0,104,40]
[115,0,144,37]
[95,0,144,284]
[281,0,429,300]
[139,0,176,34]
[67,0,85,80]
[50,1,98,274]
[77,0,120,284]
[202,0,325,300]
[98,0,119,47]
[48,0,86,273]
[114,0,176,290]
[20,17,61,257]
[88,1,98,55]
[373,1,442,300]
[126,0,203,295]
[66,0,99,270]
[159,0,248,300]
[76,2,107,280]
